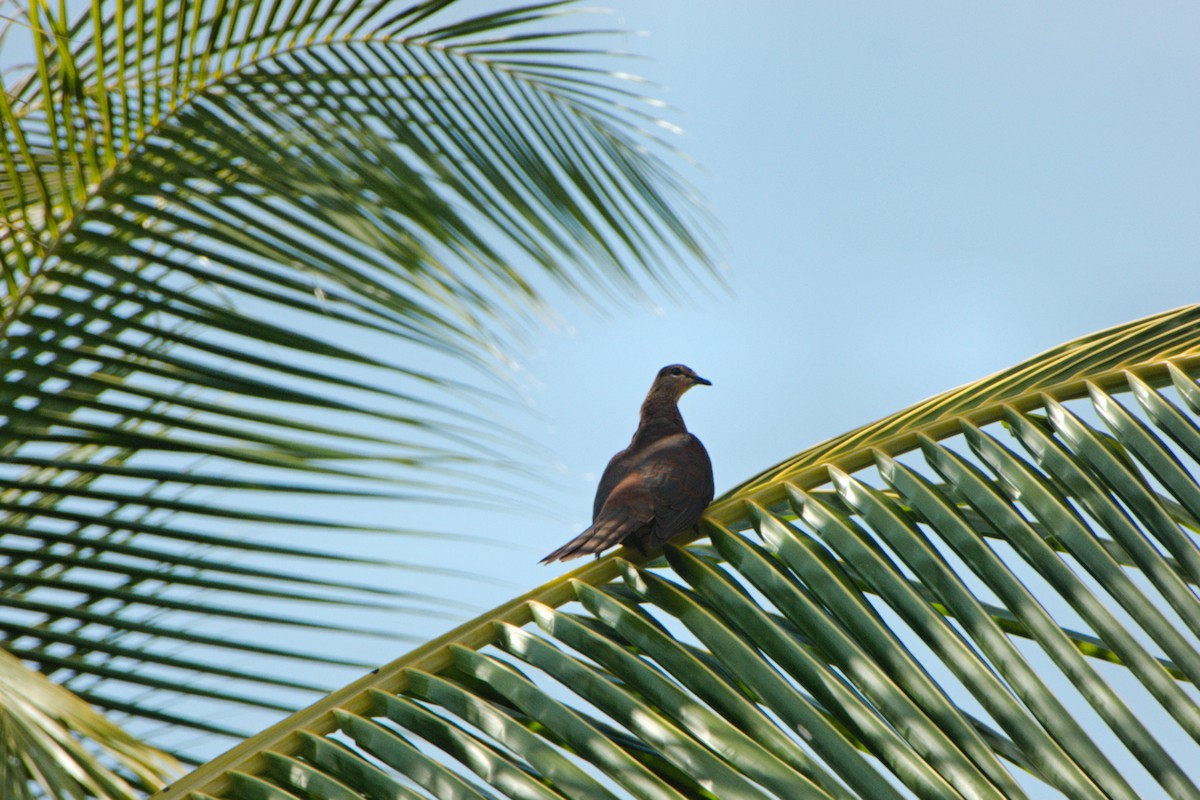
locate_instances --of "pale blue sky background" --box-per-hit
[457,0,1200,602]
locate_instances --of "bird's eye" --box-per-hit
[670,367,683,376]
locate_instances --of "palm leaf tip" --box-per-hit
[0,648,181,800]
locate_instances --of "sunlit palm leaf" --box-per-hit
[0,647,179,799]
[0,0,714,770]
[158,305,1200,799]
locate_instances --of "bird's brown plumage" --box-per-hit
[541,364,714,563]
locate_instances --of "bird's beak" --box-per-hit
[692,375,712,386]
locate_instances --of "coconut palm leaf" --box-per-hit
[0,0,715,775]
[157,305,1200,799]
[0,647,180,799]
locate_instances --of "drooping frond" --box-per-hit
[158,305,1200,799]
[0,0,715,766]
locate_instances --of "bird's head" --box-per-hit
[651,364,712,400]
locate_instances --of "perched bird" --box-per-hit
[541,364,714,563]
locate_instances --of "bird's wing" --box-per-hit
[592,447,630,521]
[541,471,655,563]
[639,434,714,549]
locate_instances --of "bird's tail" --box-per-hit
[540,517,630,563]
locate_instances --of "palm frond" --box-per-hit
[0,0,715,764]
[0,647,179,800]
[157,305,1200,799]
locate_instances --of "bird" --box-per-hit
[541,364,714,563]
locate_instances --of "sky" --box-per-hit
[460,0,1200,603]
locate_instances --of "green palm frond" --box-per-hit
[0,647,179,800]
[158,305,1200,799]
[0,0,715,769]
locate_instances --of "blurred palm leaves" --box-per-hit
[0,647,178,800]
[160,306,1200,799]
[0,0,715,784]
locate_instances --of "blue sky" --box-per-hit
[485,0,1200,582]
